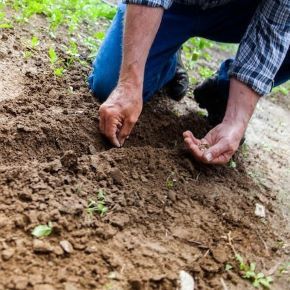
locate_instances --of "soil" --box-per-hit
[0,13,289,290]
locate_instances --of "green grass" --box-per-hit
[87,189,108,217]
[235,254,273,289]
[0,0,116,75]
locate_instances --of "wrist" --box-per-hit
[223,78,259,128]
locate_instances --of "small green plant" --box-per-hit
[198,66,214,78]
[166,173,176,189]
[32,222,53,238]
[48,47,64,77]
[225,263,233,271]
[22,50,32,59]
[272,85,289,96]
[228,159,237,169]
[235,254,273,288]
[277,262,290,276]
[87,189,108,217]
[30,35,39,49]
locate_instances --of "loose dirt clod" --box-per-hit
[2,248,15,261]
[33,240,53,254]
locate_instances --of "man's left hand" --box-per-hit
[183,121,245,165]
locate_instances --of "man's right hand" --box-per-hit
[99,83,143,147]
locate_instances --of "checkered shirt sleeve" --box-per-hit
[229,0,290,96]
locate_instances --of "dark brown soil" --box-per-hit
[0,15,289,290]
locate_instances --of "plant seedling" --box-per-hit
[166,173,176,189]
[228,159,237,169]
[48,47,64,77]
[235,254,273,289]
[87,189,108,217]
[32,222,53,238]
[30,35,39,49]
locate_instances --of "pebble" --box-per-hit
[88,144,97,155]
[179,271,195,290]
[255,203,266,218]
[33,240,52,254]
[2,248,15,261]
[168,190,177,202]
[59,240,74,254]
[34,284,56,290]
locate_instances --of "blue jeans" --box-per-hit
[88,0,290,102]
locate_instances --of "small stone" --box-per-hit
[110,168,123,185]
[179,270,195,290]
[89,144,97,155]
[64,282,78,290]
[2,248,15,261]
[34,284,56,290]
[60,240,74,254]
[255,203,266,218]
[168,190,176,202]
[33,240,53,254]
[53,245,64,256]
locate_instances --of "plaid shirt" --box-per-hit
[122,0,290,96]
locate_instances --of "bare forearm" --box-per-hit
[119,5,164,89]
[223,78,260,130]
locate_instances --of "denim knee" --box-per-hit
[88,69,115,103]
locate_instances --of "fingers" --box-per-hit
[99,105,121,147]
[183,131,204,161]
[203,141,231,164]
[183,130,235,165]
[183,130,200,145]
[118,118,136,146]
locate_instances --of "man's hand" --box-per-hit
[183,121,244,164]
[99,83,142,147]
[184,78,260,164]
[98,5,163,147]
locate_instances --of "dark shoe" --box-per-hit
[194,75,229,127]
[165,49,189,101]
[194,76,245,145]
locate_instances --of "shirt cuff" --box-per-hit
[229,62,273,96]
[122,0,172,9]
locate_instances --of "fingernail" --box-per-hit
[204,152,213,162]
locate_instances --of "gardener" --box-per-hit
[88,0,290,164]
